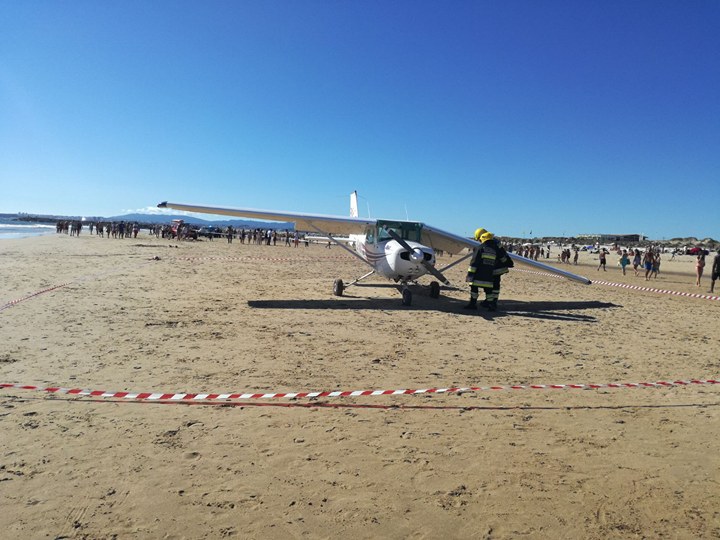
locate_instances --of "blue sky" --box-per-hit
[1,1,718,239]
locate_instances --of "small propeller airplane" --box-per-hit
[158,192,590,306]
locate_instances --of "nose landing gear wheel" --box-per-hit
[333,278,344,296]
[429,280,440,298]
[402,288,412,306]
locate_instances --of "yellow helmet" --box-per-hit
[480,231,495,243]
[474,228,487,241]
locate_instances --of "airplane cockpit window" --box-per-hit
[365,226,376,244]
[376,220,423,243]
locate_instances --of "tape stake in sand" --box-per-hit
[2,379,718,402]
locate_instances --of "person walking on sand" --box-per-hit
[464,229,513,312]
[696,251,706,287]
[651,251,661,279]
[643,249,654,281]
[710,249,720,293]
[632,249,642,276]
[619,250,630,275]
[597,249,607,271]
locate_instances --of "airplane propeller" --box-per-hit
[382,226,450,286]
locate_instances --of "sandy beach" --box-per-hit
[1,233,718,539]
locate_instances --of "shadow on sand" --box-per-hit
[247,296,620,323]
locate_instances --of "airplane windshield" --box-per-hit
[376,220,423,243]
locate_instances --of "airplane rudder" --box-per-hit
[350,190,359,217]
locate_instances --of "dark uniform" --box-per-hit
[465,233,513,311]
[711,250,720,293]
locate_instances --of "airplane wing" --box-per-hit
[158,201,591,285]
[420,224,592,285]
[420,224,478,255]
[157,202,374,236]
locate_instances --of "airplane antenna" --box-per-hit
[354,192,371,219]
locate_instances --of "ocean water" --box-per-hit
[0,217,56,240]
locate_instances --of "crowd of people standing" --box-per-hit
[56,220,141,238]
[57,220,718,292]
[507,239,719,291]
[220,227,305,247]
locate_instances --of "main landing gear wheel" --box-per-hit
[333,278,344,296]
[402,288,412,306]
[429,281,440,299]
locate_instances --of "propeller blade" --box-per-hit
[382,226,450,285]
[421,259,451,285]
[382,226,415,253]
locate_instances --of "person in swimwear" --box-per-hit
[642,249,654,281]
[651,252,660,279]
[619,250,630,276]
[696,251,706,287]
[597,249,607,271]
[632,249,642,277]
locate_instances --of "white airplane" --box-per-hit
[157,192,591,306]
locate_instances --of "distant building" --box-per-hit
[577,233,644,243]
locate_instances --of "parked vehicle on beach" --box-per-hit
[169,219,198,240]
[198,226,223,239]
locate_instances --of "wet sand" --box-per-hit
[1,234,718,538]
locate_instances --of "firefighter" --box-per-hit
[464,229,513,311]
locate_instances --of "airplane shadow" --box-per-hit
[246,297,620,323]
[494,300,620,322]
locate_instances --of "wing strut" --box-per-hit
[346,269,377,287]
[307,223,375,271]
[436,251,474,274]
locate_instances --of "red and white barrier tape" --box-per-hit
[5,262,715,313]
[0,256,351,312]
[514,268,720,301]
[0,283,73,312]
[175,255,353,263]
[1,260,156,313]
[2,379,718,401]
[591,279,720,301]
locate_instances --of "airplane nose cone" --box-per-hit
[410,248,424,262]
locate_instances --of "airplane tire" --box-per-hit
[429,281,440,298]
[402,289,412,306]
[333,279,344,296]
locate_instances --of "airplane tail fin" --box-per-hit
[350,191,359,217]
